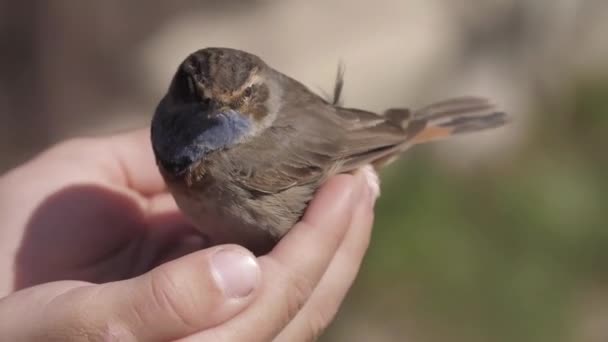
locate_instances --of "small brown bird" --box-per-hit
[151,47,508,254]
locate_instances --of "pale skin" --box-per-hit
[0,129,377,341]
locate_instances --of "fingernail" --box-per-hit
[211,249,260,298]
[359,165,380,206]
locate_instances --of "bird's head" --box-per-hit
[151,48,281,177]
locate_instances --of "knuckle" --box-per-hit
[274,261,316,321]
[305,304,338,340]
[147,268,199,331]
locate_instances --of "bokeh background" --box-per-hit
[2,1,607,341]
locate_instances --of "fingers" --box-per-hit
[275,166,379,341]
[106,128,167,196]
[0,169,378,342]
[268,172,366,287]
[34,128,166,196]
[0,245,261,342]
[98,245,260,341]
[185,172,371,341]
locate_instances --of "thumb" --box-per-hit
[0,245,260,341]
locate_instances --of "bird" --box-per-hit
[151,47,508,254]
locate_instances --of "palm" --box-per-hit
[15,184,202,288]
[0,131,202,292]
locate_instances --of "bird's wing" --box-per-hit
[227,94,507,194]
[226,100,409,194]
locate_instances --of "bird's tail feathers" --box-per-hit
[405,96,508,145]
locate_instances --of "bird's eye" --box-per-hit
[243,86,253,98]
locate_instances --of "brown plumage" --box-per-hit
[151,47,509,254]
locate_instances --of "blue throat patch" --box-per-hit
[177,109,252,163]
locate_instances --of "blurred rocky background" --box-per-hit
[1,1,607,341]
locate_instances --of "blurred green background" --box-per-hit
[1,1,607,341]
[331,75,608,342]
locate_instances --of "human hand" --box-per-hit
[0,129,377,341]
